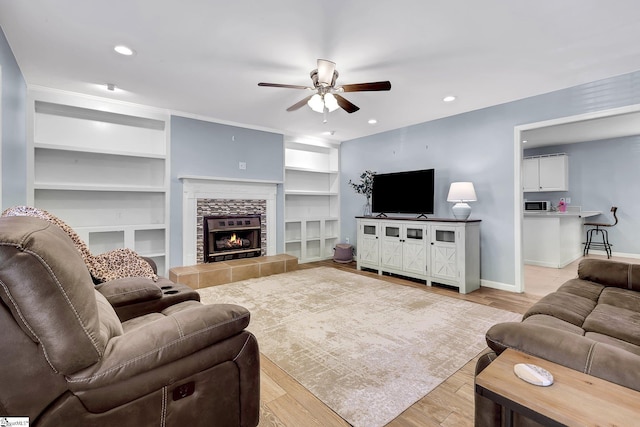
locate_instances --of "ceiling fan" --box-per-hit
[258,59,391,115]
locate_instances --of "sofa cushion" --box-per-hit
[583,303,640,347]
[0,217,104,374]
[523,291,597,327]
[95,291,124,343]
[598,286,640,311]
[579,258,640,291]
[555,278,604,301]
[585,332,640,357]
[522,313,585,335]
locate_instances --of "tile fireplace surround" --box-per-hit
[179,176,278,266]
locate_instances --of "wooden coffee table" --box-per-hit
[475,348,640,426]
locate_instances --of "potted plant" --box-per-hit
[348,170,376,216]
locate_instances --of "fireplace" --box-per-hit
[203,214,262,262]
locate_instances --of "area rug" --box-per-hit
[198,267,521,427]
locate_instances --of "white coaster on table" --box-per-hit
[514,363,554,386]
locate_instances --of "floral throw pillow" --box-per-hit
[2,206,157,283]
[91,248,158,283]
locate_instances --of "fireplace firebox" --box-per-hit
[203,214,262,262]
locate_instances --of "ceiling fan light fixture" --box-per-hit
[324,93,340,112]
[316,59,336,85]
[307,94,325,113]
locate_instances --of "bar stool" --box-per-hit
[583,206,618,258]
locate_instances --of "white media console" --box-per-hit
[356,217,481,294]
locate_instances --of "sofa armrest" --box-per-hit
[95,277,162,307]
[578,259,640,291]
[67,303,250,391]
[486,322,640,392]
[105,278,201,321]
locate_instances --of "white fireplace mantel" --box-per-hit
[180,176,280,265]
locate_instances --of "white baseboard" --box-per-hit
[481,279,519,293]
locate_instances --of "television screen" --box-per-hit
[371,169,435,215]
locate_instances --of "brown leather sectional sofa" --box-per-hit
[475,258,640,426]
[0,216,260,426]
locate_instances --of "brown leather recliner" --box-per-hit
[0,216,260,426]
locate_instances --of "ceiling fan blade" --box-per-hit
[341,81,392,92]
[286,95,314,111]
[334,94,360,113]
[317,59,336,85]
[258,82,309,90]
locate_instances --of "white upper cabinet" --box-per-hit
[523,154,568,192]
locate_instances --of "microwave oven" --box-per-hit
[524,201,551,211]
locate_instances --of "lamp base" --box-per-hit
[451,202,471,220]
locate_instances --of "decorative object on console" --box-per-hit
[447,182,477,220]
[349,170,376,216]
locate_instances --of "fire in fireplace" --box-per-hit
[203,214,262,262]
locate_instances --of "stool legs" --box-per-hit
[583,226,612,259]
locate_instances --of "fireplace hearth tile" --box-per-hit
[170,254,297,289]
[259,259,286,276]
[231,263,261,282]
[200,266,232,288]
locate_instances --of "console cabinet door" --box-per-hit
[431,225,458,283]
[380,223,403,270]
[357,220,380,267]
[402,225,428,275]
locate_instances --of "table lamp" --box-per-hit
[447,182,477,220]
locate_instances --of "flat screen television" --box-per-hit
[371,169,435,216]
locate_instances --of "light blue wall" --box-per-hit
[341,71,640,288]
[0,26,27,209]
[524,136,640,255]
[169,116,285,267]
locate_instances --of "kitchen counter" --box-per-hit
[523,210,601,268]
[524,211,600,218]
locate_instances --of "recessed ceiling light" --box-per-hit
[443,95,456,102]
[522,140,528,144]
[368,119,378,125]
[114,45,135,56]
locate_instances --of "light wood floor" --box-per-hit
[257,255,638,426]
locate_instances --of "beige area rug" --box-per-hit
[198,267,521,427]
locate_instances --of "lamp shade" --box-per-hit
[447,182,477,220]
[447,182,477,202]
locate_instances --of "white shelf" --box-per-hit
[285,166,339,174]
[34,142,166,159]
[283,137,340,263]
[28,89,171,275]
[34,183,166,192]
[285,190,338,196]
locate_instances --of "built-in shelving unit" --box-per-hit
[27,89,170,274]
[284,138,340,262]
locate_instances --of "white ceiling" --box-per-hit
[2,1,640,142]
